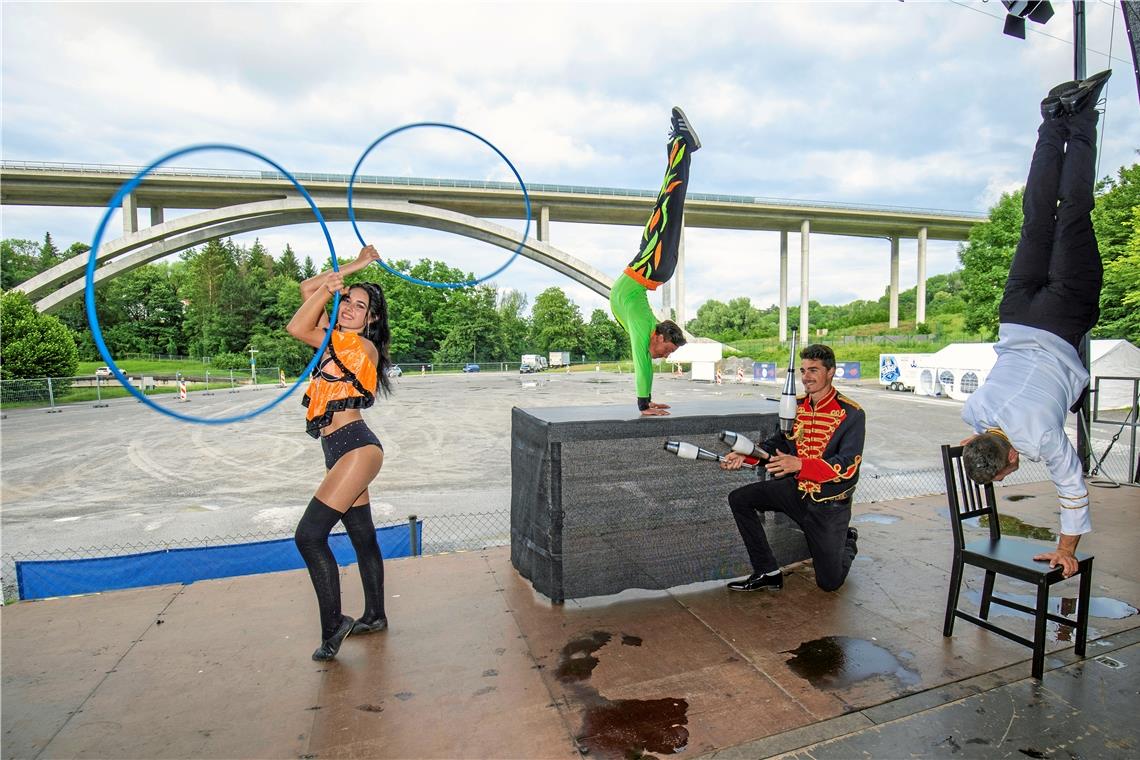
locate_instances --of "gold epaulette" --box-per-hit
[836,393,862,411]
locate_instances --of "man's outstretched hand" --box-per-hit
[1034,533,1081,578]
[1033,548,1079,578]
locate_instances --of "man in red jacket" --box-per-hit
[721,344,865,592]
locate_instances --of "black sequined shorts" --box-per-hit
[320,419,383,470]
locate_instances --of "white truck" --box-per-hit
[520,354,543,373]
[878,353,932,392]
[548,351,571,368]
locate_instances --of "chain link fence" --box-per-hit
[0,370,286,411]
[1,510,510,602]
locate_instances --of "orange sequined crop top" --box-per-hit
[302,330,378,438]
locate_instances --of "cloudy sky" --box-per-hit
[3,1,1137,323]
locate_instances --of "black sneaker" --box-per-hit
[669,106,701,152]
[727,572,783,592]
[312,614,354,661]
[352,616,388,635]
[1061,69,1112,115]
[847,527,859,543]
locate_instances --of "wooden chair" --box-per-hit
[941,444,1093,679]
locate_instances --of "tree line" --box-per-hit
[2,160,1136,382]
[0,235,631,380]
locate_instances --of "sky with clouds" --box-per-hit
[3,1,1137,324]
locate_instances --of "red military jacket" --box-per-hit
[758,386,865,502]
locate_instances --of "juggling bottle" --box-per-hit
[780,329,798,437]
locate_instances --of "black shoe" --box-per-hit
[352,616,388,635]
[847,527,859,543]
[1040,81,1078,120]
[312,614,354,661]
[1061,69,1112,115]
[669,106,701,152]
[727,572,783,592]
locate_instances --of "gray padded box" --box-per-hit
[510,400,810,602]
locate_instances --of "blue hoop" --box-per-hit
[346,122,531,289]
[85,143,340,425]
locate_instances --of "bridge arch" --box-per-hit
[22,198,613,313]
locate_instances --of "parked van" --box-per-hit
[520,354,542,373]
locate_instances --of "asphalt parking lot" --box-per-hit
[0,370,1121,559]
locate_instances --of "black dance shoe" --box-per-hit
[352,616,389,635]
[1061,69,1112,115]
[312,614,354,661]
[727,572,783,592]
[669,106,701,152]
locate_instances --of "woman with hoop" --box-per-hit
[287,244,394,661]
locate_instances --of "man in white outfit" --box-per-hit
[961,70,1111,579]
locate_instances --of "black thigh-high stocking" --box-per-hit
[294,496,345,640]
[340,504,386,623]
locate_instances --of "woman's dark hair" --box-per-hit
[347,282,393,396]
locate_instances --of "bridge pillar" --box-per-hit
[779,230,789,343]
[123,192,138,234]
[150,207,164,226]
[675,219,686,325]
[799,220,810,341]
[537,205,549,242]
[916,226,928,326]
[889,235,900,328]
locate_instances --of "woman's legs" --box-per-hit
[340,496,387,629]
[295,445,383,656]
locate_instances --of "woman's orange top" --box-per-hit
[302,330,378,438]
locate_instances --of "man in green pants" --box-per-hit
[610,107,698,416]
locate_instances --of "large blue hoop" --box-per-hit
[346,122,531,289]
[85,143,340,425]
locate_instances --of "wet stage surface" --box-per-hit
[3,480,1138,759]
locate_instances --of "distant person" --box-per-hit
[961,71,1111,579]
[286,244,393,660]
[721,344,864,593]
[609,107,697,416]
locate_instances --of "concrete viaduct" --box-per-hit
[1,161,985,338]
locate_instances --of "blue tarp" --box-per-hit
[16,521,421,600]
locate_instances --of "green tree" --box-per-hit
[301,255,317,280]
[0,290,79,380]
[959,190,1022,335]
[91,264,185,356]
[434,285,508,363]
[1,239,40,290]
[498,289,530,359]
[276,244,302,281]
[584,308,625,359]
[1097,205,1140,343]
[1092,163,1140,340]
[530,287,584,354]
[686,297,764,341]
[37,232,62,271]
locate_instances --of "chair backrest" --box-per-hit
[940,444,1001,549]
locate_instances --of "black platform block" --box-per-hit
[510,400,810,602]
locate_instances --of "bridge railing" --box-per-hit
[1,160,987,220]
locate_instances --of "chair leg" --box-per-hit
[980,570,996,620]
[944,554,964,637]
[1032,581,1050,680]
[1075,559,1093,658]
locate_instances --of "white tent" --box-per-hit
[913,343,998,401]
[913,339,1140,407]
[668,339,723,382]
[1091,339,1140,410]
